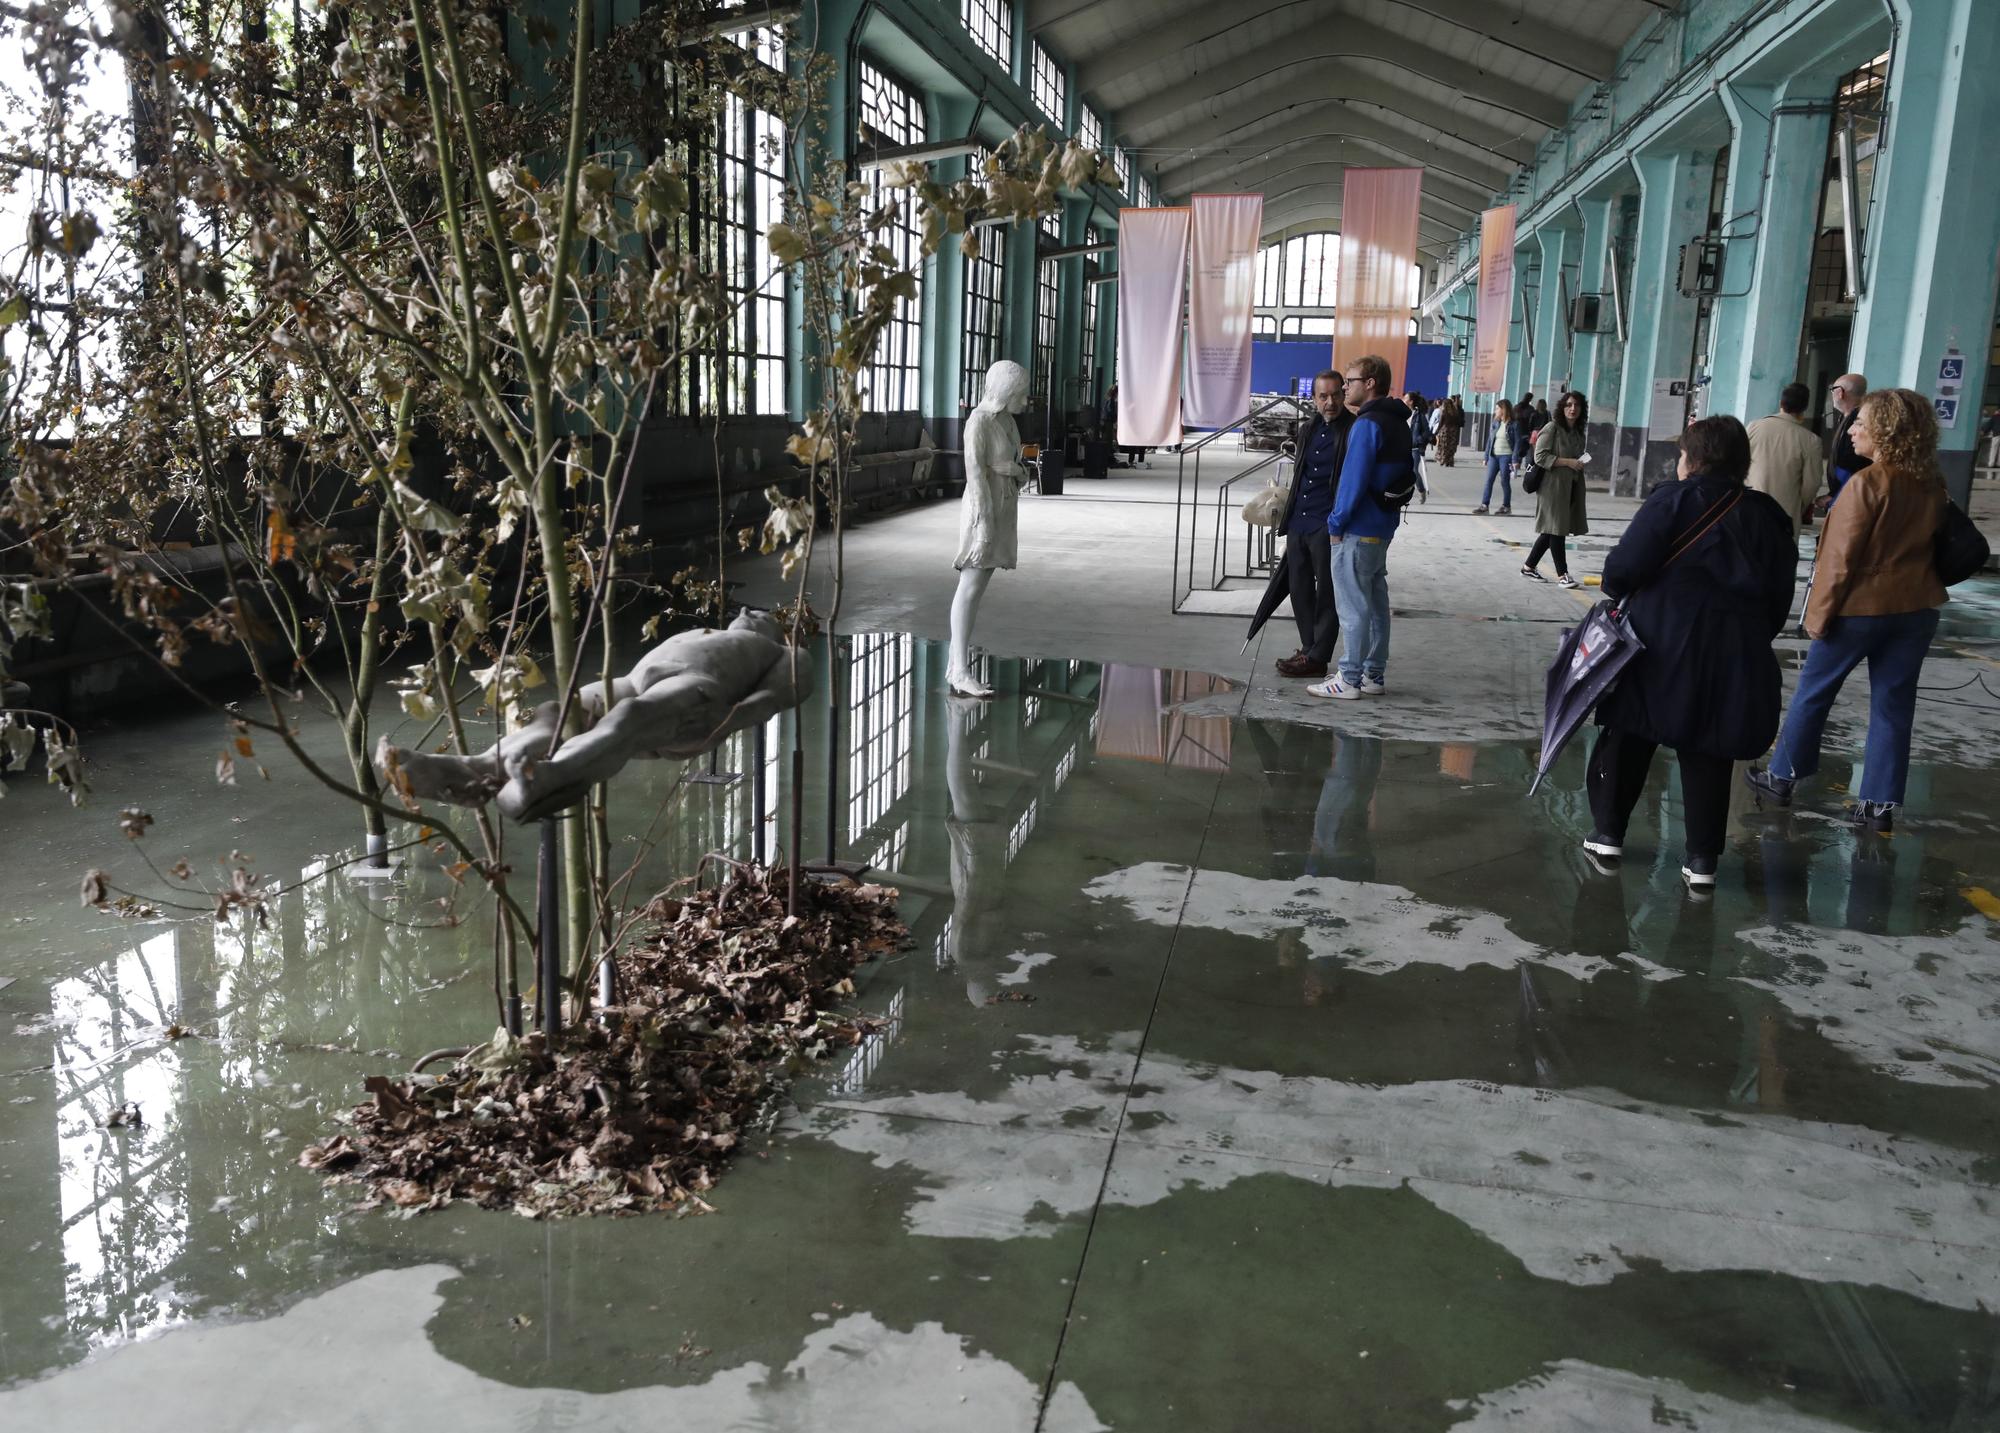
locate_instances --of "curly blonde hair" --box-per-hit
[1856,387,1939,473]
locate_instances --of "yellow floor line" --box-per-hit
[1962,886,2000,920]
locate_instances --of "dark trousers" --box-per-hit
[1587,726,1734,859]
[1284,528,1339,663]
[1527,533,1568,575]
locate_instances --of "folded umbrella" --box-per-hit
[1529,600,1645,795]
[1240,558,1293,652]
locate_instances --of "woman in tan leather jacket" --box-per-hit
[1745,388,1948,831]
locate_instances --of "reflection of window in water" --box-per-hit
[1054,746,1075,792]
[827,986,904,1097]
[933,915,954,969]
[54,930,188,1342]
[847,633,915,840]
[1006,797,1039,864]
[868,820,908,875]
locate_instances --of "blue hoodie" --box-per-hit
[1328,397,1410,541]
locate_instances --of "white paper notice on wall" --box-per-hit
[1648,379,1688,440]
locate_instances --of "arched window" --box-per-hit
[1254,245,1282,308]
[1281,233,1338,308]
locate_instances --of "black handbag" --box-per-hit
[1519,458,1544,494]
[1935,497,1990,585]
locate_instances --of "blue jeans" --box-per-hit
[1331,536,1391,684]
[1481,453,1511,507]
[1769,608,1938,805]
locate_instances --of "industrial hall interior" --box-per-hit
[6,0,2000,1428]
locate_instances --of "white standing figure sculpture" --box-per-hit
[376,610,810,823]
[948,359,1031,700]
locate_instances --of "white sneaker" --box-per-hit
[1306,675,1361,701]
[1359,675,1386,696]
[1558,574,1582,590]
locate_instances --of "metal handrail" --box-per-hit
[1179,394,1306,454]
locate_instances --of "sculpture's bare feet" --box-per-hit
[375,735,505,807]
[496,767,592,824]
[946,665,994,700]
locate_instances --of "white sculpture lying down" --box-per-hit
[377,610,811,823]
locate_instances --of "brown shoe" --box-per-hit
[1276,655,1328,679]
[1274,648,1305,673]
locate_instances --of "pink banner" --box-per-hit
[1333,168,1423,394]
[1183,193,1263,428]
[1471,205,1516,394]
[1117,207,1190,448]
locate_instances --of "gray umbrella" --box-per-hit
[1529,600,1645,795]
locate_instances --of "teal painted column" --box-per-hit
[1533,225,1574,398]
[1500,241,1536,404]
[1619,149,1713,493]
[1569,198,1611,410]
[1707,79,1829,422]
[1849,0,2000,506]
[788,0,865,421]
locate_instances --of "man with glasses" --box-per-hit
[1308,356,1409,700]
[1825,372,1869,509]
[1275,370,1355,678]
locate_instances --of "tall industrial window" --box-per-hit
[1078,106,1103,157]
[847,633,915,842]
[1255,244,1282,306]
[1030,41,1064,124]
[1110,147,1130,195]
[1035,253,1059,411]
[961,228,1007,411]
[1281,233,1337,308]
[702,96,788,416]
[1252,314,1277,339]
[1281,315,1336,339]
[1137,175,1154,208]
[1081,260,1101,403]
[858,62,927,411]
[961,0,1012,69]
[1041,209,1062,241]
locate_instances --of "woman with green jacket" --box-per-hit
[1522,390,1591,590]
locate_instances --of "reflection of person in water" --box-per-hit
[944,696,1010,1005]
[1307,735,1382,882]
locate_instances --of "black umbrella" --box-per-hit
[1529,600,1645,795]
[1241,558,1293,651]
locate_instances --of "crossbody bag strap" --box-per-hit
[1663,487,1745,567]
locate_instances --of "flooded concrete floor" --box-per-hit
[3,608,2000,1427]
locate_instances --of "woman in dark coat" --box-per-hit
[1581,415,1796,889]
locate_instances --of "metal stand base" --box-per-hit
[345,833,403,882]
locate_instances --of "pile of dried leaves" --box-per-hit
[300,866,905,1218]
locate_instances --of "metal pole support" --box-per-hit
[538,817,561,1038]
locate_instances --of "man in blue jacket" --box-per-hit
[1309,355,1409,700]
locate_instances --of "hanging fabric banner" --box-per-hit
[1471,204,1517,394]
[1117,206,1191,448]
[1332,167,1423,394]
[1183,193,1263,428]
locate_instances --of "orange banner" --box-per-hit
[1332,167,1422,394]
[1471,205,1516,394]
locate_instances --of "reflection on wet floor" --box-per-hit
[1,633,1997,1430]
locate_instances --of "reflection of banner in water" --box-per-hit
[1332,167,1423,395]
[1094,665,1232,772]
[1439,744,1477,781]
[1470,205,1515,394]
[1116,207,1191,447]
[1184,193,1263,428]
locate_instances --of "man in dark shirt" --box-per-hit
[1825,371,1869,504]
[1275,370,1355,678]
